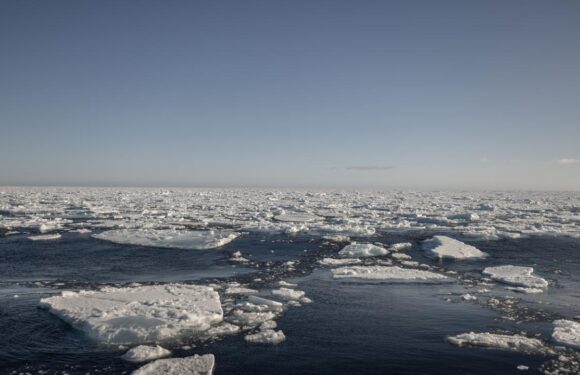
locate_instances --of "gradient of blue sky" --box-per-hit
[1,0,579,189]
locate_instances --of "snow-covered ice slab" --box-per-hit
[39,285,223,344]
[338,243,388,258]
[448,332,548,354]
[483,265,548,289]
[422,236,487,260]
[93,229,239,250]
[552,320,580,349]
[332,266,449,282]
[132,354,214,375]
[122,345,171,363]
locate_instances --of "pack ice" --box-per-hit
[39,285,223,344]
[483,265,549,289]
[332,266,448,282]
[422,236,488,260]
[132,353,214,375]
[93,229,239,250]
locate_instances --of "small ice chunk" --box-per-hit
[248,295,284,309]
[517,365,529,371]
[322,235,350,243]
[391,253,412,260]
[332,266,448,282]
[121,345,171,363]
[462,294,478,301]
[271,288,305,301]
[506,286,544,294]
[422,236,487,260]
[244,329,286,345]
[483,265,548,289]
[28,233,61,241]
[277,281,297,288]
[39,285,223,344]
[318,257,362,266]
[338,243,388,258]
[132,354,214,375]
[448,332,547,354]
[389,242,413,251]
[93,229,239,250]
[552,320,580,349]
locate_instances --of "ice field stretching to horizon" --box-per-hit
[1,187,580,375]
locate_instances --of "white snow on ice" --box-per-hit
[552,320,580,349]
[331,266,449,282]
[338,243,388,258]
[483,265,549,289]
[93,229,239,250]
[422,236,488,260]
[39,285,223,344]
[132,353,214,375]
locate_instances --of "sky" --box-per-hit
[1,0,579,190]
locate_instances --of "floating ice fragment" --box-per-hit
[447,332,548,354]
[318,257,362,266]
[132,354,214,375]
[121,345,171,363]
[28,233,61,241]
[244,329,286,344]
[93,229,239,250]
[422,236,487,260]
[274,212,321,222]
[39,285,223,344]
[552,320,580,349]
[332,266,448,282]
[338,243,388,258]
[389,242,413,251]
[483,265,548,289]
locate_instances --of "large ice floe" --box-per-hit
[338,243,388,258]
[93,229,239,250]
[447,332,549,354]
[39,285,223,344]
[422,236,488,260]
[552,320,580,349]
[132,353,214,375]
[331,266,449,282]
[483,265,549,289]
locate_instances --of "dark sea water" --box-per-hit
[0,231,579,374]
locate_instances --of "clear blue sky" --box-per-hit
[1,1,579,190]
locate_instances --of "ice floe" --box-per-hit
[552,320,580,349]
[28,233,61,241]
[244,329,286,344]
[39,285,223,344]
[447,332,548,354]
[318,257,362,266]
[483,265,549,289]
[338,243,388,258]
[132,353,214,375]
[93,229,239,250]
[121,345,171,363]
[331,266,449,282]
[422,236,488,260]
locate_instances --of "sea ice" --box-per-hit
[274,212,321,222]
[338,243,388,258]
[271,288,305,301]
[121,345,171,363]
[132,354,214,375]
[28,233,61,241]
[39,284,223,344]
[244,329,286,345]
[422,236,488,260]
[447,332,548,354]
[318,257,362,266]
[552,320,580,349]
[331,266,448,282]
[483,265,549,289]
[93,229,239,250]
